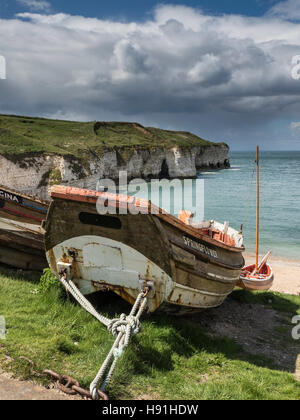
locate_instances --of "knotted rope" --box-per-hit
[59,270,148,400]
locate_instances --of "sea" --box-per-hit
[200,151,300,260]
[123,151,300,260]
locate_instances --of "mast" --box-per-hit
[255,146,259,272]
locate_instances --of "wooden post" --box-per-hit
[255,146,259,272]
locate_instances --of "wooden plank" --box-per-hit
[0,232,44,255]
[171,244,196,267]
[0,245,47,271]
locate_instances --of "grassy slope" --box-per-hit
[0,115,224,162]
[0,268,299,400]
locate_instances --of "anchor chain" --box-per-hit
[43,370,109,400]
[2,354,108,400]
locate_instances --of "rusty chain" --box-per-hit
[2,353,109,400]
[43,369,109,400]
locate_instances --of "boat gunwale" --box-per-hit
[0,184,50,207]
[50,185,245,254]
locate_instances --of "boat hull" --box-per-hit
[0,185,48,226]
[237,263,274,291]
[0,186,49,271]
[0,218,47,271]
[45,186,245,312]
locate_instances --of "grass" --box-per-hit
[0,267,299,400]
[0,115,224,163]
[231,289,300,315]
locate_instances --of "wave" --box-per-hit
[199,171,218,175]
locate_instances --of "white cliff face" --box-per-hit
[0,144,229,200]
[194,145,230,169]
[0,154,87,200]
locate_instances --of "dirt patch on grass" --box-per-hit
[0,370,81,400]
[136,391,161,400]
[295,355,300,382]
[194,298,299,379]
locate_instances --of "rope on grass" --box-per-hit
[59,270,148,400]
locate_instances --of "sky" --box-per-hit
[1,1,300,150]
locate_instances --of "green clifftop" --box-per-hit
[0,114,227,160]
[0,114,230,200]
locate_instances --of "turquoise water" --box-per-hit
[125,151,300,259]
[200,151,300,259]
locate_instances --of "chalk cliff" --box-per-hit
[0,116,230,200]
[0,144,229,200]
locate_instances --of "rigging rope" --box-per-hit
[59,269,149,400]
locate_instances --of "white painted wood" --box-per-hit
[0,216,41,234]
[258,251,272,271]
[47,234,237,312]
[83,243,123,270]
[47,235,175,312]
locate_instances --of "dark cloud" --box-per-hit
[0,5,300,149]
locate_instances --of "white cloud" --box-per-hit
[291,121,300,131]
[17,0,51,12]
[187,54,231,86]
[112,40,149,81]
[0,4,300,148]
[267,0,300,20]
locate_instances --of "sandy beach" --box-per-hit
[245,253,300,296]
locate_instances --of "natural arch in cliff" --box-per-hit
[224,159,230,168]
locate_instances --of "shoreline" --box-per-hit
[244,253,300,296]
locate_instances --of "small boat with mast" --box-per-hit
[238,146,274,291]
